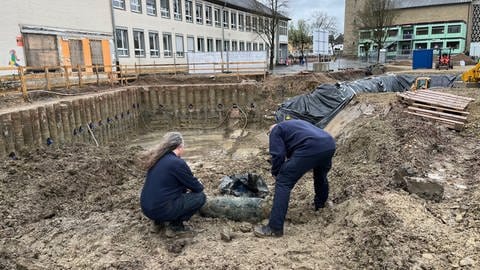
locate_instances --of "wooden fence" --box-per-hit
[0,60,267,101]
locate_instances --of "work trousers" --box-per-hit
[268,149,335,231]
[149,192,206,224]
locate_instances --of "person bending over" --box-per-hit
[255,119,336,237]
[140,132,206,232]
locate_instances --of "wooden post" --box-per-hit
[44,67,51,90]
[64,66,70,89]
[72,100,83,142]
[11,112,24,152]
[0,115,6,157]
[1,114,15,155]
[29,108,42,147]
[78,65,83,88]
[20,110,34,147]
[45,105,57,144]
[95,65,100,86]
[78,99,88,142]
[38,106,50,146]
[18,67,28,102]
[60,103,72,143]
[53,104,65,144]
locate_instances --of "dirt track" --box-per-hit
[1,74,479,269]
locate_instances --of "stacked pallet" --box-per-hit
[397,90,475,130]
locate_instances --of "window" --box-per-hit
[431,42,443,49]
[196,3,203,24]
[246,42,252,51]
[187,36,195,53]
[360,31,371,39]
[215,39,222,52]
[264,18,270,32]
[173,0,182,20]
[387,29,398,37]
[163,33,172,57]
[259,43,264,51]
[446,41,460,49]
[416,27,428,36]
[246,15,251,31]
[113,0,125,9]
[197,37,205,52]
[223,40,229,51]
[259,17,264,32]
[252,17,258,32]
[239,41,245,51]
[131,0,142,13]
[116,28,129,57]
[175,35,184,57]
[448,25,461,34]
[205,6,212,25]
[133,30,146,57]
[432,26,444,35]
[207,38,214,52]
[223,10,229,28]
[238,14,244,31]
[149,32,160,57]
[146,0,157,15]
[231,12,237,30]
[415,42,427,49]
[161,0,170,18]
[214,8,221,27]
[253,43,258,51]
[185,0,193,22]
[279,20,287,35]
[231,40,238,51]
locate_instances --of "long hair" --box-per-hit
[140,132,184,171]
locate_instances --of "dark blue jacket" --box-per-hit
[140,152,204,216]
[269,119,336,176]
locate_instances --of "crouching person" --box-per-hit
[140,132,206,234]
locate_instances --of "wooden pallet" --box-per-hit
[397,90,474,130]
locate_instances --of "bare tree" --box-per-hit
[310,11,337,34]
[289,20,312,61]
[355,0,397,62]
[251,0,289,70]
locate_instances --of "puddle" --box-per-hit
[130,128,269,162]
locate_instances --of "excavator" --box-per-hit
[461,62,480,83]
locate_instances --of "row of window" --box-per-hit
[113,0,287,35]
[116,28,266,58]
[415,25,462,36]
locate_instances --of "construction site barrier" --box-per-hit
[0,61,267,101]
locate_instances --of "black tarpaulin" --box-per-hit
[275,74,456,128]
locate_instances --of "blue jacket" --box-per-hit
[140,152,204,216]
[269,119,336,176]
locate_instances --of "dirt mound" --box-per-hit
[452,53,476,65]
[1,87,479,269]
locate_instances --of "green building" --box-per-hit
[358,21,467,59]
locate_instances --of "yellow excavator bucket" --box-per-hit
[462,62,480,83]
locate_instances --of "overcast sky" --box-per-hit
[286,0,345,34]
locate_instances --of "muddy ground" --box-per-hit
[1,73,480,269]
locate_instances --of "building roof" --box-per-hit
[206,0,290,20]
[392,0,471,9]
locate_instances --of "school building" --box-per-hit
[344,0,477,58]
[0,0,289,73]
[1,0,113,73]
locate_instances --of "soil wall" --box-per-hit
[0,83,262,157]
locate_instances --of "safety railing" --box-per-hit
[0,60,267,101]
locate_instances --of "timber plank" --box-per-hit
[411,102,470,115]
[407,106,468,121]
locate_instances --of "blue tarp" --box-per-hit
[275,74,457,128]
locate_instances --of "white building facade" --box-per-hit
[112,0,289,65]
[0,0,113,73]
